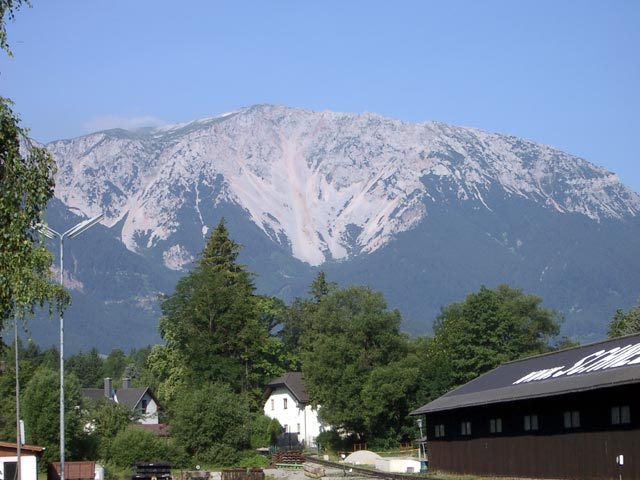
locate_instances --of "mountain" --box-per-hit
[26,105,640,353]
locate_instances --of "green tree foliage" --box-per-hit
[22,367,87,465]
[248,414,279,449]
[169,382,250,462]
[87,400,133,459]
[279,271,337,356]
[66,348,104,388]
[266,417,282,447]
[300,285,409,438]
[0,341,55,440]
[145,344,187,405]
[1,0,66,334]
[107,425,172,468]
[360,359,420,441]
[0,0,27,55]
[158,219,283,403]
[608,302,640,338]
[428,284,562,391]
[103,348,127,385]
[0,98,66,327]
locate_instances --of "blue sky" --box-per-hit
[1,0,639,192]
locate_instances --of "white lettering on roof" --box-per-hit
[513,342,640,385]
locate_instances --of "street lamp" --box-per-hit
[42,214,103,480]
[416,417,424,461]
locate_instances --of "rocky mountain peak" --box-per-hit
[48,105,640,268]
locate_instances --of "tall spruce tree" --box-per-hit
[158,219,267,397]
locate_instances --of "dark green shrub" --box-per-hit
[316,430,343,452]
[107,425,170,467]
[196,443,240,467]
[238,453,269,468]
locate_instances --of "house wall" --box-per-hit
[425,384,640,479]
[0,456,38,480]
[264,387,322,447]
[138,393,159,425]
[374,458,421,473]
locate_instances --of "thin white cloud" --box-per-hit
[82,115,166,133]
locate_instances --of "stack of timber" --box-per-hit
[132,463,172,480]
[273,451,306,470]
[303,464,325,479]
[220,469,264,480]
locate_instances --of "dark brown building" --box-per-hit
[411,333,640,479]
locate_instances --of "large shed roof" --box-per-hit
[412,333,640,415]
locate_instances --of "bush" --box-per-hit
[316,430,343,452]
[195,442,240,467]
[250,414,273,449]
[107,425,171,468]
[170,383,250,458]
[238,453,269,468]
[266,418,281,447]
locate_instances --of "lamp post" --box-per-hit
[42,214,103,480]
[416,417,424,461]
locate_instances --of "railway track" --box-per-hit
[304,456,425,480]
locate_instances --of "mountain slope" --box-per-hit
[28,105,640,352]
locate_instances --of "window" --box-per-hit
[297,423,301,433]
[271,399,274,411]
[141,399,148,411]
[283,398,288,409]
[489,418,502,433]
[434,424,445,438]
[611,406,631,425]
[524,414,539,431]
[460,421,471,436]
[563,410,580,428]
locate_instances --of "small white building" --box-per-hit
[82,378,160,425]
[0,441,44,480]
[263,372,322,447]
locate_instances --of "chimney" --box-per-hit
[104,377,113,399]
[122,377,130,389]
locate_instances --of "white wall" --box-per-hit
[138,393,159,425]
[375,458,421,474]
[263,387,322,447]
[0,455,38,480]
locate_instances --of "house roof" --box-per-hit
[115,387,154,410]
[0,441,45,456]
[81,388,109,403]
[412,333,640,415]
[81,385,160,411]
[264,372,309,404]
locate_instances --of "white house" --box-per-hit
[0,442,44,480]
[82,378,160,425]
[263,372,322,447]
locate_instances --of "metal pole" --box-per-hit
[15,317,21,480]
[41,213,103,480]
[59,236,65,480]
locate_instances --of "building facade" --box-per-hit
[412,334,640,479]
[263,372,322,447]
[0,442,44,480]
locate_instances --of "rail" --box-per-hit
[305,456,425,480]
